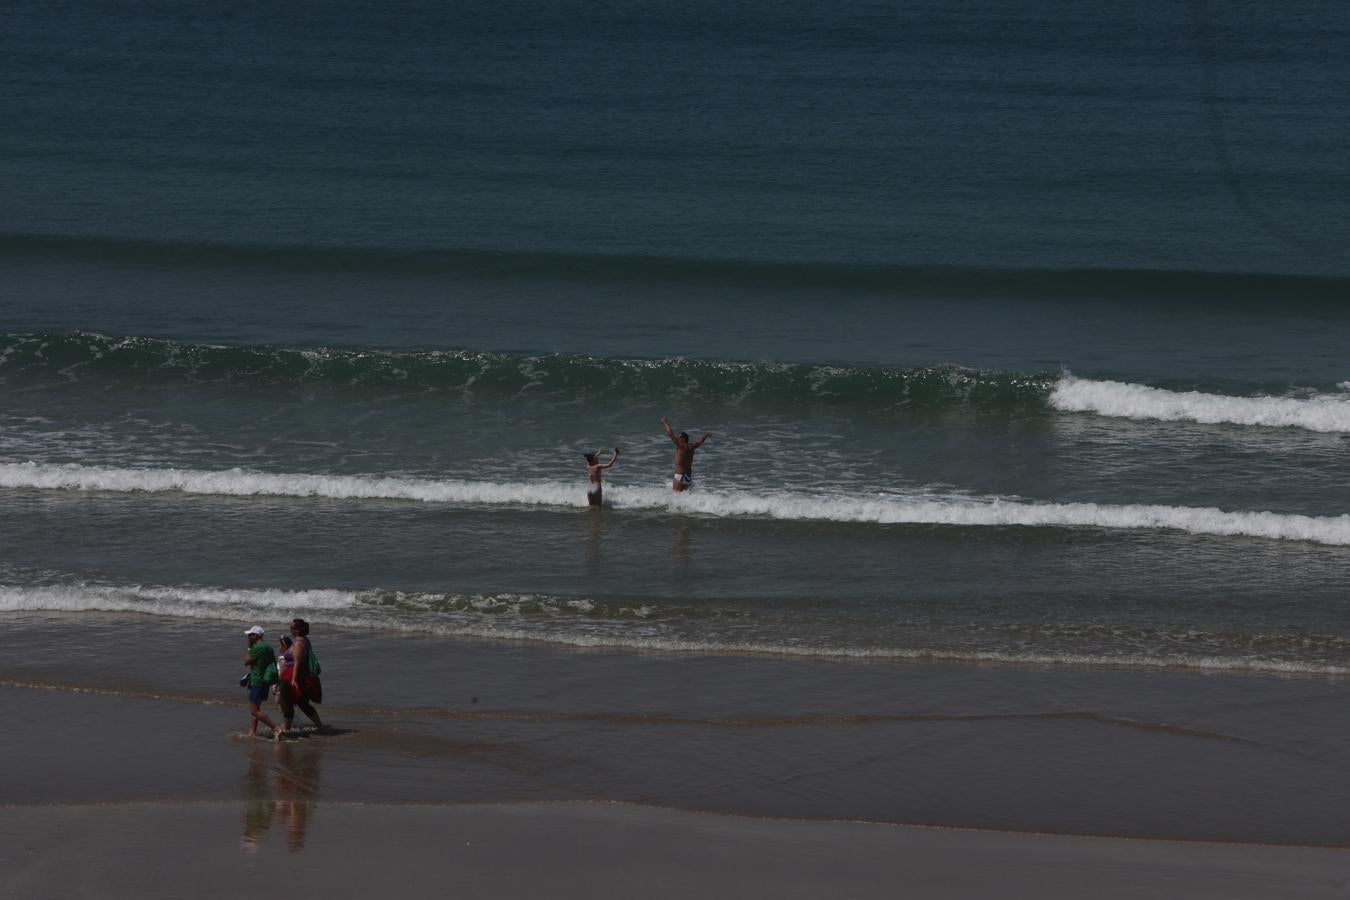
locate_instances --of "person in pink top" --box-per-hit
[279,619,325,736]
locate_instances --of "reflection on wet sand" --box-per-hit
[240,738,322,852]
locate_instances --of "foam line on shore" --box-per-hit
[0,583,357,618]
[3,583,1348,677]
[4,460,1350,546]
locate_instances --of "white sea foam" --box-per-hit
[3,460,1350,545]
[3,582,1346,677]
[0,460,583,507]
[427,628,1350,677]
[1050,375,1350,432]
[0,583,360,619]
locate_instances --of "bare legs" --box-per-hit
[248,699,279,738]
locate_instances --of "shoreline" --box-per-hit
[4,603,1348,681]
[4,612,1350,847]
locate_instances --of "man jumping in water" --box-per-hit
[661,417,710,492]
[584,447,620,507]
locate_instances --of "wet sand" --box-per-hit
[4,612,1350,895]
[4,801,1350,899]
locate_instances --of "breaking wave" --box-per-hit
[0,331,1049,409]
[1052,376,1350,433]
[4,461,1350,545]
[5,332,1347,431]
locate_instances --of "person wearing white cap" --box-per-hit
[242,626,280,738]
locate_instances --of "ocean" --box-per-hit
[3,0,1350,845]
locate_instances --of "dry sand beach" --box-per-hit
[3,616,1350,898]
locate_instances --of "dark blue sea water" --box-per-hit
[3,0,1350,674]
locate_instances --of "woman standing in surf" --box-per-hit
[584,447,620,507]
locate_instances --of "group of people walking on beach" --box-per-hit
[242,617,324,740]
[585,415,711,506]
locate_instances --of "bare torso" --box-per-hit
[661,419,708,492]
[672,445,696,475]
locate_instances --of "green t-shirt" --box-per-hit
[248,642,277,687]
